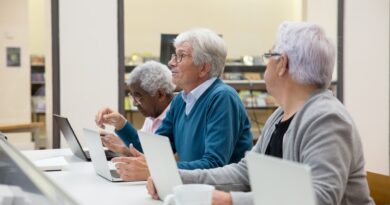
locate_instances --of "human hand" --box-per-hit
[212,190,233,205]
[100,133,129,156]
[111,145,150,181]
[146,176,160,200]
[95,107,126,130]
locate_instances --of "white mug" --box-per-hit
[163,184,215,205]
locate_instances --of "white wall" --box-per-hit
[344,0,389,174]
[59,0,118,146]
[0,0,30,124]
[43,0,53,148]
[305,0,338,80]
[28,0,45,56]
[124,0,303,59]
[0,0,32,148]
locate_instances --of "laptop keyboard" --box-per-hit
[84,150,120,160]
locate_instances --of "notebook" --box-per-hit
[53,114,119,161]
[138,131,183,200]
[83,128,124,182]
[246,152,316,205]
[33,156,68,171]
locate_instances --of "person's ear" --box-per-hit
[199,63,211,78]
[277,54,289,77]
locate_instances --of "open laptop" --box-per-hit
[138,131,183,200]
[246,152,316,205]
[53,114,119,161]
[83,128,124,182]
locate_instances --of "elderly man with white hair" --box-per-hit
[96,28,253,181]
[96,60,175,157]
[147,22,374,205]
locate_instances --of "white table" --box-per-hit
[22,149,162,205]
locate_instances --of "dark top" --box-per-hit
[265,114,294,158]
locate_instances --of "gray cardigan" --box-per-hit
[179,89,374,205]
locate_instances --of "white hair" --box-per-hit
[126,61,175,95]
[274,22,336,89]
[174,28,227,78]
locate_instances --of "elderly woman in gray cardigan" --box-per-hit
[147,21,374,205]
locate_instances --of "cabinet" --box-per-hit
[222,64,277,138]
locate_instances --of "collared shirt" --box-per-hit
[140,103,171,133]
[182,77,217,115]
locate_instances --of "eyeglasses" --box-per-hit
[170,53,191,64]
[262,52,282,65]
[128,92,143,105]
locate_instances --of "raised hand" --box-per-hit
[95,107,126,130]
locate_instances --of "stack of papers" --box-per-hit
[33,156,68,171]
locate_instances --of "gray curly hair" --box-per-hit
[126,60,175,96]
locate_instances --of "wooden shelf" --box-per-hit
[32,81,45,85]
[224,80,266,90]
[224,64,266,73]
[31,65,45,72]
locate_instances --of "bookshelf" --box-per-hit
[31,64,46,123]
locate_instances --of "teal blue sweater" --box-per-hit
[116,79,253,169]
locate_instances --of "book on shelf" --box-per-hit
[30,55,45,66]
[238,90,277,108]
[221,72,262,81]
[31,96,46,113]
[31,73,45,82]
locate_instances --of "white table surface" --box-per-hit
[22,149,162,205]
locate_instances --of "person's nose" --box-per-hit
[168,58,176,69]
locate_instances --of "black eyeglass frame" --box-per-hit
[170,53,191,64]
[262,52,282,64]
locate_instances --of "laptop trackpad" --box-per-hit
[110,170,121,178]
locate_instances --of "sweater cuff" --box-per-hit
[115,122,143,152]
[230,192,254,205]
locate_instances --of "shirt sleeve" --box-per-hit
[179,158,253,205]
[115,122,143,152]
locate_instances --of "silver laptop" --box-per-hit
[83,128,123,182]
[138,131,183,200]
[53,114,119,161]
[246,152,316,205]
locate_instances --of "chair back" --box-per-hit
[367,171,390,205]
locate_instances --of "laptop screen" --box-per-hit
[246,152,316,205]
[53,114,87,161]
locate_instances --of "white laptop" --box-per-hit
[246,152,316,205]
[83,128,124,182]
[138,131,183,200]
